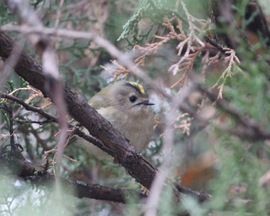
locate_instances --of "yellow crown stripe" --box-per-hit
[128,82,146,95]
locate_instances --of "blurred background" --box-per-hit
[1,0,270,215]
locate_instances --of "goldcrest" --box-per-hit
[77,80,154,158]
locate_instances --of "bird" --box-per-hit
[76,80,154,159]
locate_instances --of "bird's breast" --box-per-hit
[97,107,153,152]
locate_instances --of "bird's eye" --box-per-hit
[129,95,137,103]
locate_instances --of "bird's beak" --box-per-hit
[136,100,154,106]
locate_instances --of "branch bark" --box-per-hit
[0,148,145,203]
[0,30,156,187]
[0,31,210,202]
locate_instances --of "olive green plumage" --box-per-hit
[79,80,154,158]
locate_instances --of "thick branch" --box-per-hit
[0,31,210,202]
[0,31,157,187]
[0,151,145,203]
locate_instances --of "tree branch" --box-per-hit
[0,148,146,203]
[0,91,115,156]
[0,31,210,202]
[196,84,270,141]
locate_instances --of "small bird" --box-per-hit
[77,80,154,158]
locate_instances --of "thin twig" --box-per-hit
[6,0,69,191]
[0,92,111,153]
[0,24,171,99]
[145,82,196,216]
